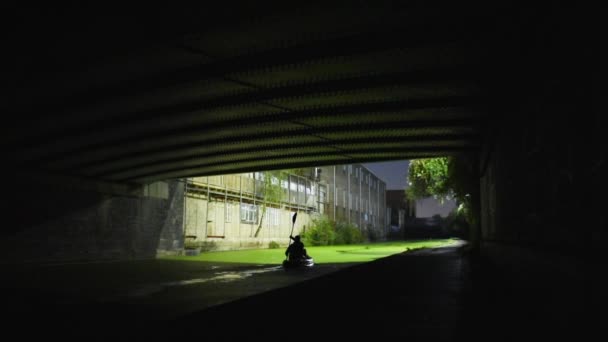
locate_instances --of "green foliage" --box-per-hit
[301,215,336,246]
[184,240,198,249]
[406,155,480,230]
[446,155,480,228]
[406,158,451,201]
[184,235,198,249]
[301,218,365,246]
[334,221,363,245]
[365,225,378,242]
[444,209,470,237]
[263,170,289,203]
[268,241,280,249]
[285,168,308,177]
[254,170,289,237]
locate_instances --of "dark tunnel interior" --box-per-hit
[1,2,602,340]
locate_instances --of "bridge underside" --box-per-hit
[2,3,522,186]
[3,3,602,254]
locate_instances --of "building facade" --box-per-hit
[182,165,387,251]
[315,165,387,237]
[385,189,416,232]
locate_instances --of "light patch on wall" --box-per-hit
[143,181,169,199]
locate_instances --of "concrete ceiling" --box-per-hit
[4,3,527,185]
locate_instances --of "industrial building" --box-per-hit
[183,164,387,251]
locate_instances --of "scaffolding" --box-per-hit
[183,172,325,243]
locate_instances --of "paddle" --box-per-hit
[285,212,297,260]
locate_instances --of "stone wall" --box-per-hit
[476,68,601,332]
[1,178,184,263]
[478,3,603,266]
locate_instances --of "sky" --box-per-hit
[363,160,456,217]
[363,160,410,190]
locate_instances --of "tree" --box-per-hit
[406,155,481,249]
[254,170,288,238]
[406,157,451,202]
[406,156,477,211]
[445,155,480,228]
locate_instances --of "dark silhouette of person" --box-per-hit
[285,235,311,261]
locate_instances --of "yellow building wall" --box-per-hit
[184,195,315,251]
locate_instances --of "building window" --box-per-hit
[319,185,326,203]
[268,207,279,226]
[290,179,298,192]
[240,204,258,223]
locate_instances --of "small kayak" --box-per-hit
[282,258,314,269]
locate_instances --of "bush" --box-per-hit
[302,215,336,246]
[444,209,469,238]
[334,221,363,245]
[268,241,280,249]
[365,225,379,242]
[184,237,198,249]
